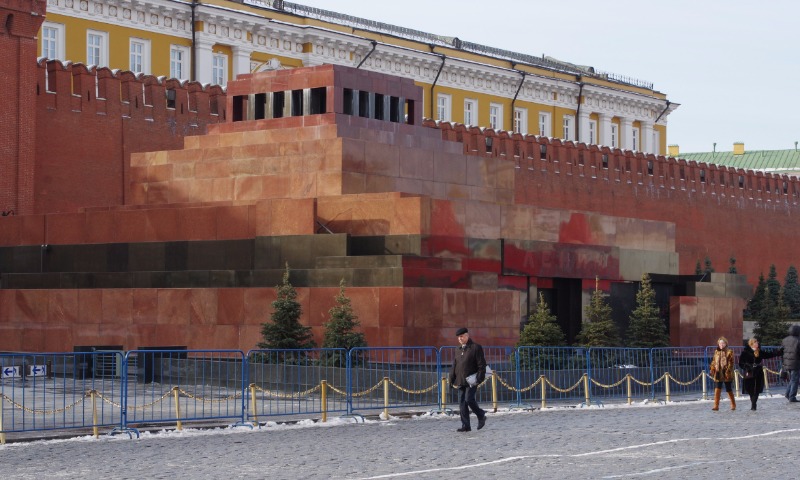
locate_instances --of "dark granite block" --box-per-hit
[42,244,76,273]
[0,246,41,273]
[8,273,64,288]
[279,236,314,269]
[59,272,80,288]
[351,267,403,287]
[129,243,166,272]
[72,244,109,273]
[187,241,227,270]
[165,242,189,271]
[107,243,129,272]
[209,270,237,287]
[254,236,282,270]
[133,272,153,288]
[225,240,255,270]
[94,272,134,289]
[234,270,254,287]
[310,267,353,287]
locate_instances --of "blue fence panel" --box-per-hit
[587,347,652,404]
[0,352,124,435]
[348,347,439,415]
[245,349,348,422]
[650,347,706,400]
[123,350,246,428]
[510,346,587,407]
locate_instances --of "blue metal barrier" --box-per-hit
[245,349,348,422]
[123,350,246,430]
[2,344,788,440]
[587,347,652,404]
[0,352,124,435]
[512,346,588,407]
[347,347,439,416]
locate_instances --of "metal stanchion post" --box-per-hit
[491,373,498,413]
[665,373,671,403]
[627,374,632,405]
[249,384,258,426]
[583,374,590,407]
[1,395,6,445]
[383,377,389,420]
[172,387,182,431]
[763,368,770,396]
[321,380,328,423]
[540,375,546,409]
[441,375,447,412]
[90,390,99,439]
[702,371,708,400]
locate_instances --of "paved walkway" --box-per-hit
[2,396,797,479]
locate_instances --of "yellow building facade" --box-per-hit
[38,0,677,154]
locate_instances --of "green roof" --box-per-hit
[678,149,800,176]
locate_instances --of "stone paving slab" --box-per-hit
[1,396,797,479]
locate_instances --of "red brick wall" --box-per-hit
[33,60,227,214]
[0,0,45,215]
[433,121,800,286]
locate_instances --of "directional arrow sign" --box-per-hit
[29,365,47,376]
[1,366,20,378]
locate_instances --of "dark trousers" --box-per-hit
[458,385,485,429]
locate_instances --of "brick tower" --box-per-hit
[0,0,45,215]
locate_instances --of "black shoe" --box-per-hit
[457,427,471,432]
[477,416,487,430]
[790,398,799,403]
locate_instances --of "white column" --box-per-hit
[578,111,591,145]
[620,117,634,151]
[640,121,654,154]
[195,36,215,85]
[599,113,612,146]
[232,45,252,81]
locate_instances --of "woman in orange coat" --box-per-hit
[710,336,736,411]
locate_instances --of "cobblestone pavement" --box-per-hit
[2,396,798,479]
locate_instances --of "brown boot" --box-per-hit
[728,391,736,411]
[712,388,721,411]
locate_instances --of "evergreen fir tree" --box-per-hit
[694,260,702,275]
[258,264,316,362]
[784,266,800,318]
[518,293,566,347]
[728,256,737,274]
[766,264,781,307]
[745,273,766,320]
[514,293,566,370]
[626,273,669,347]
[321,279,368,367]
[753,288,792,347]
[576,282,620,347]
[703,256,714,275]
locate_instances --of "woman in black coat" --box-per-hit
[738,337,783,411]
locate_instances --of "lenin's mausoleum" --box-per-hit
[4,0,798,352]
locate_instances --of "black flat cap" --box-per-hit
[455,327,468,336]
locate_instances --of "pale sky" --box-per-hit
[295,0,800,153]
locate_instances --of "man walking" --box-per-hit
[449,327,487,432]
[782,325,800,402]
